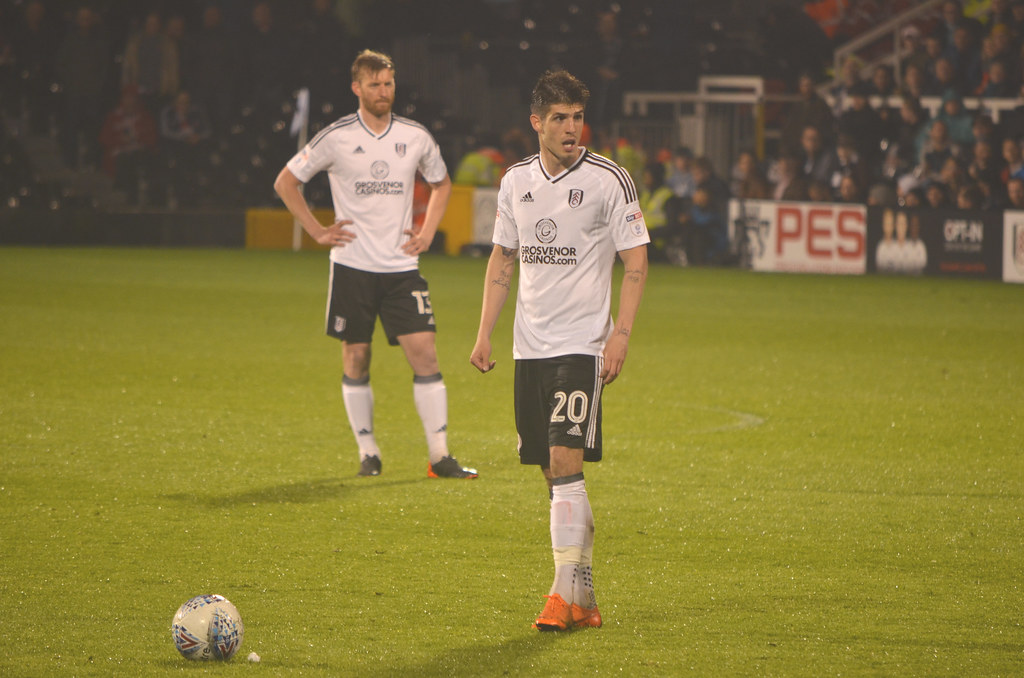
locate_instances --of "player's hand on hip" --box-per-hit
[470,339,496,373]
[317,220,355,247]
[401,228,434,256]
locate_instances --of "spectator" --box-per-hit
[936,91,975,147]
[937,1,983,49]
[798,124,838,184]
[780,70,835,155]
[55,5,110,169]
[838,173,864,203]
[682,186,728,265]
[1002,137,1024,182]
[832,134,870,194]
[1010,1,1024,42]
[772,154,810,201]
[666,146,696,200]
[1007,176,1024,208]
[99,85,160,206]
[956,182,984,209]
[902,186,925,207]
[900,62,928,99]
[731,148,770,200]
[901,25,930,77]
[926,56,962,97]
[690,155,730,216]
[977,58,1016,97]
[967,139,1002,187]
[867,181,898,207]
[925,180,951,208]
[938,155,968,196]
[981,0,1014,27]
[454,134,506,186]
[971,114,1001,148]
[837,81,883,169]
[830,54,865,116]
[920,120,958,181]
[923,33,946,82]
[944,23,983,93]
[807,179,833,202]
[122,11,180,116]
[639,160,678,242]
[869,64,896,98]
[160,90,211,207]
[886,96,929,179]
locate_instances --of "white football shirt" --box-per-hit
[493,148,650,359]
[286,111,448,273]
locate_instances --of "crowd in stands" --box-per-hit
[1,0,1022,264]
[627,0,1024,266]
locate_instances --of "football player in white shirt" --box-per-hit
[274,50,477,479]
[470,70,649,631]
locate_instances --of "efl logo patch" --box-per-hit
[334,316,346,333]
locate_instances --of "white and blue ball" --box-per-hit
[171,594,244,661]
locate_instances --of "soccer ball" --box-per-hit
[171,594,244,661]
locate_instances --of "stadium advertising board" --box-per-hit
[1004,210,1024,284]
[729,199,866,274]
[865,207,1002,279]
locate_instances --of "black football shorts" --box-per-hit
[325,263,436,346]
[514,354,604,466]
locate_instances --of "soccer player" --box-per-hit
[274,49,477,479]
[469,70,649,630]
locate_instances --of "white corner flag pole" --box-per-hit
[290,88,310,252]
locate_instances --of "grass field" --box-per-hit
[1,247,1022,677]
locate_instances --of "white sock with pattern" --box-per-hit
[342,376,379,460]
[549,476,587,602]
[413,373,449,465]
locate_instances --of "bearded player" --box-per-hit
[275,50,477,479]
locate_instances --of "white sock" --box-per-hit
[573,493,597,609]
[413,373,449,464]
[549,477,587,601]
[342,376,380,460]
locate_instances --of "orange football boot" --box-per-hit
[571,603,602,628]
[532,594,573,631]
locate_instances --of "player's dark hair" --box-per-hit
[530,70,590,117]
[351,49,395,81]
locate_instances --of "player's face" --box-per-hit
[352,68,395,118]
[532,103,585,169]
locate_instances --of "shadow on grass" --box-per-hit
[362,632,561,678]
[164,477,420,508]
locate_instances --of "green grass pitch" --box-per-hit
[1,247,1022,676]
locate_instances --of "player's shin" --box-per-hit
[549,474,587,602]
[342,375,380,460]
[413,373,449,464]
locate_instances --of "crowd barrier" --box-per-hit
[729,199,1024,284]
[3,191,1022,286]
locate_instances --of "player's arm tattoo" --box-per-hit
[624,267,645,284]
[491,247,518,290]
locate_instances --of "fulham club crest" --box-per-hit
[568,189,584,208]
[395,143,407,157]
